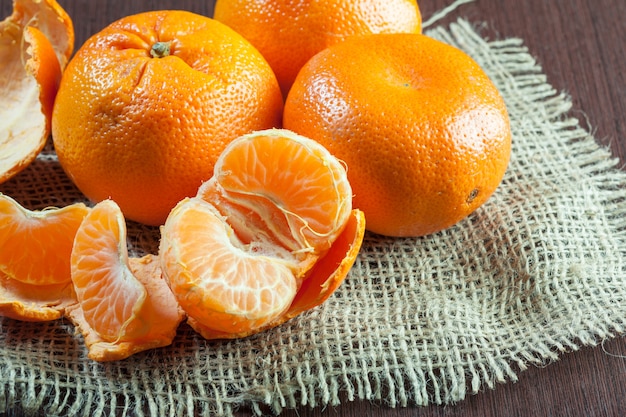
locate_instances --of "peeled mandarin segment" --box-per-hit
[186,209,366,341]
[211,129,353,253]
[198,128,354,281]
[70,199,148,343]
[0,271,76,322]
[69,200,184,361]
[159,197,298,335]
[65,254,185,362]
[0,194,90,285]
[0,22,61,183]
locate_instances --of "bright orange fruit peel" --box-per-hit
[160,129,365,339]
[214,0,422,97]
[0,0,74,184]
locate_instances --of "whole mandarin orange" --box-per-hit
[213,0,422,97]
[283,33,512,237]
[51,10,283,226]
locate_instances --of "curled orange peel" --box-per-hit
[0,0,74,184]
[5,0,74,68]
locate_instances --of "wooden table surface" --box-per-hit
[2,0,624,416]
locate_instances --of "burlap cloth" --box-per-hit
[1,17,625,417]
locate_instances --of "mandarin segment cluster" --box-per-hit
[0,0,511,361]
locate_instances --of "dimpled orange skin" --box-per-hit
[213,0,422,97]
[284,33,512,237]
[51,10,283,226]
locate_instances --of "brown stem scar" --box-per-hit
[150,41,171,58]
[467,188,479,203]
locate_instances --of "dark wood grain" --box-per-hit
[1,1,624,416]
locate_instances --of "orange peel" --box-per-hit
[0,272,76,322]
[0,0,73,184]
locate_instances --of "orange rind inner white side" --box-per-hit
[0,0,73,184]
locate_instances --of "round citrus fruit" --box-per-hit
[283,33,512,237]
[51,10,283,226]
[159,129,365,339]
[213,0,422,97]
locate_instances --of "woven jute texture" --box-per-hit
[2,18,626,417]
